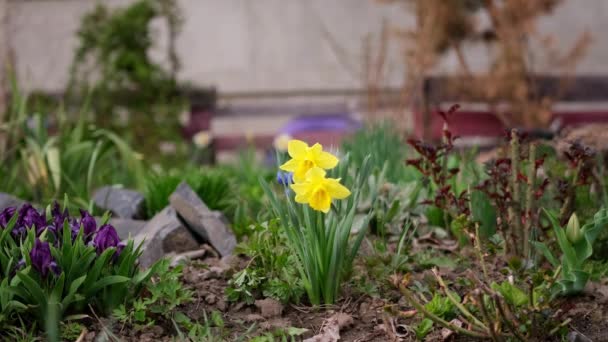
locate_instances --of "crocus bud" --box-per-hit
[0,207,16,228]
[79,210,97,238]
[51,201,68,230]
[93,225,120,254]
[18,204,46,231]
[566,213,582,244]
[30,239,53,277]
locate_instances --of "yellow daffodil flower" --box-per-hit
[290,167,351,213]
[279,139,339,182]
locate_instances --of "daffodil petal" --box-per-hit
[305,167,326,181]
[294,162,313,182]
[309,189,331,213]
[315,151,339,169]
[325,179,351,199]
[290,182,310,196]
[294,193,310,204]
[288,139,308,159]
[279,158,299,172]
[309,143,323,157]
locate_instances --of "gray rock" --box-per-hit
[0,193,26,211]
[133,206,200,268]
[169,182,236,256]
[567,332,593,342]
[95,218,147,240]
[93,186,145,219]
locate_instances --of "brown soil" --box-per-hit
[80,250,608,342]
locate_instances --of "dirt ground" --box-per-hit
[80,247,608,342]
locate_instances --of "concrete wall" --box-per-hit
[7,0,608,94]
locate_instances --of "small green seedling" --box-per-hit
[533,209,608,295]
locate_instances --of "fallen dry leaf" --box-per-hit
[441,319,463,341]
[304,312,353,342]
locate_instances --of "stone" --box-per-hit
[133,206,200,268]
[169,182,236,256]
[567,331,593,342]
[255,298,284,318]
[201,266,225,280]
[0,193,25,211]
[244,314,265,322]
[205,293,217,304]
[170,249,206,267]
[95,218,146,240]
[92,186,145,219]
[216,297,227,311]
[220,254,241,270]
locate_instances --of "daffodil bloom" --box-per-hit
[280,140,339,182]
[290,167,350,213]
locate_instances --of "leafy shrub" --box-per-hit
[214,148,274,237]
[144,167,232,218]
[226,220,304,305]
[113,259,193,327]
[0,88,144,210]
[68,0,183,131]
[533,209,608,295]
[342,122,416,183]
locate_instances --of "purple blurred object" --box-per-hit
[13,204,45,237]
[18,204,45,230]
[30,239,58,277]
[51,202,69,232]
[0,207,16,228]
[79,210,97,239]
[276,171,294,186]
[93,224,121,254]
[279,113,361,135]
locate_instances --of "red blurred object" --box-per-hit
[182,109,213,139]
[414,109,608,141]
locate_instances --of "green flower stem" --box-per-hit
[432,268,488,332]
[399,286,489,339]
[493,294,527,342]
[475,290,501,342]
[560,164,581,223]
[509,129,522,256]
[523,143,536,258]
[474,222,489,281]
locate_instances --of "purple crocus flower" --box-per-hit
[18,204,46,229]
[69,210,97,242]
[49,261,61,275]
[0,207,16,228]
[114,242,126,261]
[51,202,69,231]
[93,225,120,254]
[14,204,46,238]
[79,210,97,238]
[30,239,59,277]
[70,218,80,240]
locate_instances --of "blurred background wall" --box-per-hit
[8,0,607,95]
